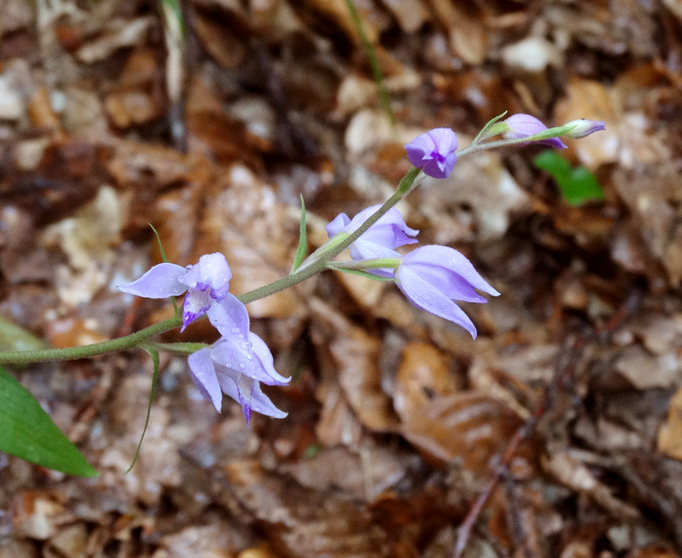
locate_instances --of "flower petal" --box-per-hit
[325,213,350,238]
[249,332,290,385]
[179,253,231,301]
[402,245,500,297]
[216,370,287,423]
[181,286,212,331]
[206,294,250,340]
[397,266,478,338]
[118,263,187,299]
[187,348,222,412]
[210,332,287,386]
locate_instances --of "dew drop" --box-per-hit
[239,362,245,368]
[231,327,240,334]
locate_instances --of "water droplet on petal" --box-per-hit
[239,362,245,368]
[231,327,240,334]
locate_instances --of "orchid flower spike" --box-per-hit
[118,253,232,332]
[405,128,458,178]
[187,295,289,424]
[502,114,567,149]
[326,204,418,266]
[395,245,500,339]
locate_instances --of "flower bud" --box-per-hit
[562,119,606,139]
[502,114,567,149]
[404,128,458,179]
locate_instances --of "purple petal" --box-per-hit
[210,332,288,386]
[179,253,231,301]
[118,263,187,299]
[206,294,250,340]
[325,213,351,238]
[402,246,500,297]
[397,266,478,338]
[187,348,222,412]
[216,371,287,423]
[249,332,290,385]
[405,128,458,179]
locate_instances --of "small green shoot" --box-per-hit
[343,0,395,126]
[125,347,161,474]
[290,196,308,274]
[533,150,604,207]
[149,224,179,314]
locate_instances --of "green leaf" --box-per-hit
[472,111,508,145]
[160,0,184,36]
[290,195,308,274]
[126,347,160,474]
[0,367,98,477]
[149,223,169,264]
[0,316,48,353]
[533,150,604,207]
[343,0,395,125]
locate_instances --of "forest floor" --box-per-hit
[2,0,682,557]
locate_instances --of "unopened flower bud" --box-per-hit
[563,119,606,139]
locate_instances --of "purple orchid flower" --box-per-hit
[326,204,418,262]
[395,245,500,339]
[187,296,289,423]
[404,128,458,179]
[118,253,232,331]
[502,114,567,149]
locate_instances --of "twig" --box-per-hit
[451,287,643,558]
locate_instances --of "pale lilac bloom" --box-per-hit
[118,253,232,331]
[395,245,500,339]
[187,296,289,423]
[404,128,458,179]
[563,119,606,138]
[326,204,418,262]
[503,114,567,149]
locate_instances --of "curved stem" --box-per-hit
[0,316,182,365]
[0,168,420,365]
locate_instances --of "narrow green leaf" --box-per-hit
[149,224,179,314]
[290,196,308,274]
[125,348,160,474]
[343,0,395,125]
[0,316,48,353]
[533,150,604,207]
[160,0,184,36]
[472,111,508,145]
[0,367,98,477]
[149,223,169,263]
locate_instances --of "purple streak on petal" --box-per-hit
[117,263,187,298]
[402,246,500,297]
[405,128,458,178]
[397,266,478,338]
[181,286,212,331]
[206,293,250,340]
[187,348,222,412]
[325,213,350,238]
[179,253,232,301]
[217,372,287,423]
[249,332,290,385]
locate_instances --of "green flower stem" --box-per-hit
[0,167,423,366]
[0,316,182,366]
[458,125,574,158]
[146,341,209,355]
[328,258,400,271]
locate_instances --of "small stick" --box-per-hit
[452,287,643,558]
